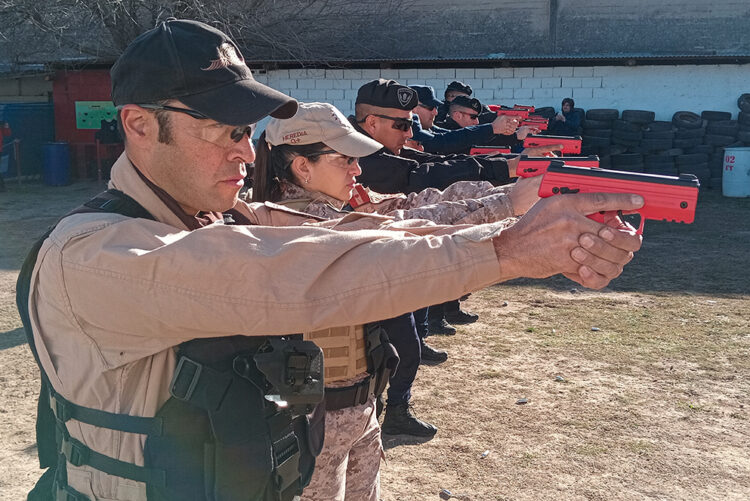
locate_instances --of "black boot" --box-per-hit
[420,339,448,363]
[381,402,437,437]
[428,318,456,336]
[444,308,479,325]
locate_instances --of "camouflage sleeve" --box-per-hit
[358,180,505,215]
[384,192,515,225]
[299,202,349,219]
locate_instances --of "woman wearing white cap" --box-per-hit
[250,102,541,501]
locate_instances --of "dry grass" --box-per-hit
[1,182,749,500]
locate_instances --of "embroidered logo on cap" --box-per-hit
[201,43,245,71]
[397,88,415,107]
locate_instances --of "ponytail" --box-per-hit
[251,131,328,202]
[251,131,279,202]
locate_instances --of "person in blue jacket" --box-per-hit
[548,97,582,136]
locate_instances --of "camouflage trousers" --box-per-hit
[300,395,382,501]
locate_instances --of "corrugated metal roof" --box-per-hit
[244,52,750,66]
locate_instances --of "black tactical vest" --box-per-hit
[17,190,325,501]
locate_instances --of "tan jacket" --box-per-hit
[275,180,518,384]
[27,153,506,500]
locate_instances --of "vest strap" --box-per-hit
[58,432,166,487]
[49,392,163,436]
[169,355,234,411]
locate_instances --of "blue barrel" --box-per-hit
[43,142,71,186]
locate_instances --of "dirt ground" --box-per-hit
[1,181,749,500]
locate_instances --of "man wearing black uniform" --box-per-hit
[437,80,497,125]
[351,79,520,195]
[440,96,541,155]
[352,79,522,336]
[409,85,519,155]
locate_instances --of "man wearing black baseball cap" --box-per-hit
[410,85,527,155]
[351,78,521,194]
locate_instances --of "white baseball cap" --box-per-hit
[264,102,383,157]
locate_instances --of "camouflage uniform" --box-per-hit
[276,180,517,226]
[300,396,381,501]
[269,179,518,499]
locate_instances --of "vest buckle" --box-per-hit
[61,436,89,467]
[169,357,203,401]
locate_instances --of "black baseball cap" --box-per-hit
[111,19,297,126]
[356,79,419,110]
[409,85,442,108]
[445,81,473,97]
[450,95,482,114]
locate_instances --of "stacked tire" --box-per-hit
[582,109,618,167]
[700,110,736,188]
[739,94,750,144]
[670,111,709,187]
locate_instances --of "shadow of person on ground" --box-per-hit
[0,327,27,350]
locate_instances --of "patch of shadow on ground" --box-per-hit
[0,328,27,350]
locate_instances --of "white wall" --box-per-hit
[251,64,750,135]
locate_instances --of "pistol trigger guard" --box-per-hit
[636,218,645,235]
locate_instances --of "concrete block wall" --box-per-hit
[251,64,750,136]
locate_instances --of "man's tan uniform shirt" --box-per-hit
[27,154,507,500]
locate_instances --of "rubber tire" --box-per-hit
[673,138,700,149]
[738,130,750,143]
[582,135,611,147]
[644,121,674,132]
[622,110,655,124]
[672,111,702,129]
[645,154,674,164]
[611,153,643,166]
[585,128,612,138]
[611,136,641,147]
[612,129,643,141]
[737,94,750,113]
[704,134,737,146]
[701,110,732,121]
[675,153,708,165]
[663,148,684,156]
[738,112,750,126]
[612,120,643,133]
[706,120,739,136]
[685,145,714,155]
[582,119,612,129]
[642,130,675,140]
[640,138,673,151]
[674,127,706,139]
[586,109,619,121]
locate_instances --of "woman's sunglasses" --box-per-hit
[306,150,358,165]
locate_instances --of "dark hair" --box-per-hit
[562,97,575,109]
[251,131,327,203]
[116,100,173,145]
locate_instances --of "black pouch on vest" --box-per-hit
[144,336,322,501]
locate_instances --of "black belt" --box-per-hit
[324,375,375,411]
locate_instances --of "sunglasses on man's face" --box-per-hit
[359,114,414,132]
[418,103,436,112]
[135,103,256,143]
[460,111,480,120]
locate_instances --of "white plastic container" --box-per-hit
[722,147,750,197]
